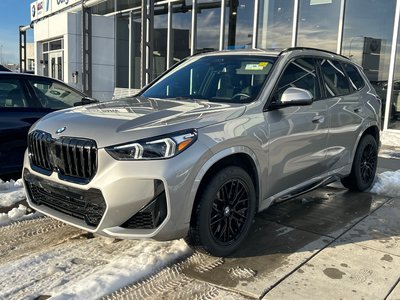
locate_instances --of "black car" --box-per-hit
[0,65,12,72]
[0,72,96,180]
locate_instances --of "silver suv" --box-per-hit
[23,48,381,256]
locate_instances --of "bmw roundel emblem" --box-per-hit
[56,127,67,134]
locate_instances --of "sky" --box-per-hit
[0,0,33,65]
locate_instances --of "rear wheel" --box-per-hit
[341,134,378,191]
[185,166,256,257]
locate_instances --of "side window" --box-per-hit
[0,79,30,108]
[28,79,83,109]
[319,59,351,97]
[272,57,319,103]
[343,63,365,91]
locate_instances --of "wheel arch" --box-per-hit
[351,124,380,162]
[187,147,261,226]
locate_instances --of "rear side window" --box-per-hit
[343,63,365,91]
[319,59,350,97]
[28,79,83,109]
[0,79,29,108]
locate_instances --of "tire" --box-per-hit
[185,166,256,257]
[341,134,378,191]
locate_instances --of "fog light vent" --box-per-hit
[121,188,167,229]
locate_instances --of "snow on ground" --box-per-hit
[370,170,400,197]
[0,179,40,226]
[0,204,40,226]
[381,131,400,147]
[0,178,26,207]
[0,224,191,300]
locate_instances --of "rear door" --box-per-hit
[0,75,45,177]
[264,57,329,197]
[318,59,364,170]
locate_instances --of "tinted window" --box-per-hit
[0,79,29,108]
[272,57,319,102]
[343,63,365,90]
[28,79,83,109]
[319,59,351,97]
[142,55,276,103]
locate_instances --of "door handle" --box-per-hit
[353,107,362,113]
[312,116,325,123]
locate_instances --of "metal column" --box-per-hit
[82,3,92,96]
[291,0,299,47]
[19,27,27,73]
[141,0,154,87]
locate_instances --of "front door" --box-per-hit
[264,57,328,198]
[49,51,63,81]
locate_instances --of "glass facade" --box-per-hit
[89,0,400,130]
[196,0,221,52]
[257,0,293,49]
[297,0,341,52]
[224,0,254,49]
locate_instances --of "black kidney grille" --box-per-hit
[28,130,97,183]
[28,131,52,171]
[54,137,97,180]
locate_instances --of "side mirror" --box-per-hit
[280,87,313,106]
[74,97,98,106]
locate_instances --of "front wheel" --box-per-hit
[185,166,256,257]
[341,134,378,191]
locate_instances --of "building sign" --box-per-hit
[30,0,81,21]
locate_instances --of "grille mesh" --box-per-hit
[25,174,106,227]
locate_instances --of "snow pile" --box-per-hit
[0,204,39,226]
[381,131,400,147]
[49,240,190,300]
[0,179,26,207]
[0,232,191,300]
[370,170,400,197]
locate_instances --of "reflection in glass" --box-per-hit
[342,0,396,126]
[153,6,168,78]
[91,0,115,15]
[257,0,293,49]
[389,23,400,129]
[172,3,192,64]
[196,0,221,52]
[297,0,341,52]
[116,14,141,89]
[224,0,254,49]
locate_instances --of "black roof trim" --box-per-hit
[279,47,349,60]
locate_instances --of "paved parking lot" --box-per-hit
[104,185,399,300]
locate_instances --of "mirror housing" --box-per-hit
[280,87,313,106]
[74,97,98,106]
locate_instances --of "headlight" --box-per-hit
[105,129,197,160]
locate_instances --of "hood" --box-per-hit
[33,97,246,148]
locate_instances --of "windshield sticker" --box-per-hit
[259,62,269,67]
[245,64,264,71]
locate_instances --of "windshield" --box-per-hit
[142,55,276,103]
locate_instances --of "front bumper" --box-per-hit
[23,143,209,241]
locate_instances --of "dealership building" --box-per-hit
[24,0,400,131]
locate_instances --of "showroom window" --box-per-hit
[224,0,255,49]
[297,0,341,52]
[196,0,222,53]
[257,0,294,49]
[342,0,396,129]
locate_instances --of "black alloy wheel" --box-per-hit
[359,143,377,184]
[185,166,256,257]
[210,178,250,245]
[341,134,378,191]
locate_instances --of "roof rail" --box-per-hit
[191,49,216,57]
[278,47,349,59]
